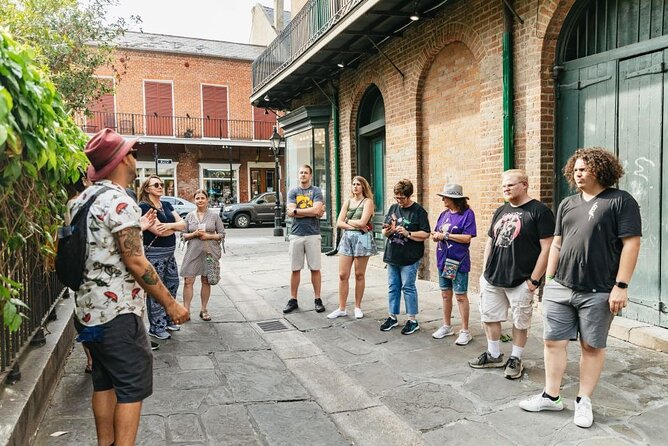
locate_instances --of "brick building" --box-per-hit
[252,0,668,328]
[80,31,281,207]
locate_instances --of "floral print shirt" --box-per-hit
[68,180,145,326]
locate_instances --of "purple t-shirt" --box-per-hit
[434,208,477,272]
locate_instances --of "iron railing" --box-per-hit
[0,245,64,383]
[76,112,276,141]
[252,0,363,93]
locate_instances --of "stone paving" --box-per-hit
[34,228,668,445]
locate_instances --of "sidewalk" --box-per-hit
[33,228,668,445]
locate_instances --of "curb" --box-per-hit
[0,297,75,446]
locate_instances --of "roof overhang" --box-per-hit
[251,0,454,110]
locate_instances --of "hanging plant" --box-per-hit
[0,30,88,331]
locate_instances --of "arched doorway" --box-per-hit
[556,0,668,326]
[357,85,386,245]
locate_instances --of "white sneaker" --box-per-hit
[326,309,347,319]
[354,307,364,319]
[519,392,564,412]
[432,325,455,339]
[454,330,472,345]
[574,396,594,428]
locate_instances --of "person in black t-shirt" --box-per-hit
[520,148,641,429]
[469,170,554,380]
[380,179,431,335]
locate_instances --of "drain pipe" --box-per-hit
[502,0,516,170]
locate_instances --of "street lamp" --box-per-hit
[269,126,284,237]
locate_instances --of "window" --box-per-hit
[200,162,240,207]
[202,85,228,138]
[133,161,178,198]
[253,106,275,140]
[87,78,115,133]
[144,81,173,136]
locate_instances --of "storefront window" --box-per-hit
[200,163,240,207]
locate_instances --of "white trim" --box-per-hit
[246,161,276,194]
[199,162,241,201]
[135,160,179,196]
[143,79,175,137]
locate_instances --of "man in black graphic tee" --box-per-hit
[469,169,554,381]
[520,148,641,429]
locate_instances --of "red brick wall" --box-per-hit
[286,0,578,285]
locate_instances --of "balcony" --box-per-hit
[250,0,451,109]
[76,111,275,142]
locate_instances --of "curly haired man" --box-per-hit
[520,147,642,428]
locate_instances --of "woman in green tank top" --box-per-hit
[327,176,377,320]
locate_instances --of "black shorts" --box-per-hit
[75,313,153,403]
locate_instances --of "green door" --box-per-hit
[370,137,385,247]
[616,50,666,325]
[557,52,667,327]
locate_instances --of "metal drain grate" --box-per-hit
[257,320,289,332]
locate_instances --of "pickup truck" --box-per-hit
[220,192,286,228]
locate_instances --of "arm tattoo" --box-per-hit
[141,265,159,285]
[115,227,144,257]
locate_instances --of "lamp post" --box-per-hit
[269,126,284,237]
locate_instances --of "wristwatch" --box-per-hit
[529,278,541,287]
[615,281,628,289]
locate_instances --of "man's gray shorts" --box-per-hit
[542,280,615,349]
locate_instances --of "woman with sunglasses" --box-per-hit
[138,175,187,340]
[180,189,225,321]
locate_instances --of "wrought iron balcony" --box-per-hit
[76,111,275,141]
[252,0,362,94]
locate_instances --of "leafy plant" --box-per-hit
[0,30,88,331]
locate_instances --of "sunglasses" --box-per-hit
[149,182,163,188]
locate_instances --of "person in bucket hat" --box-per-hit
[72,128,189,445]
[431,184,476,345]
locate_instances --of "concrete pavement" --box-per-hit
[34,227,668,445]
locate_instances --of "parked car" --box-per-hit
[161,196,197,218]
[220,192,285,228]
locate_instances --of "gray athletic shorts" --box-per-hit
[289,234,322,271]
[542,280,615,349]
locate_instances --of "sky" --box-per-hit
[106,0,290,43]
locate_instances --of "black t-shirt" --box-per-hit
[554,188,641,293]
[484,199,555,287]
[383,202,431,266]
[139,200,176,248]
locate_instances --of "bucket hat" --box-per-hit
[85,128,137,181]
[436,183,468,199]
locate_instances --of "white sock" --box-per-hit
[488,340,501,358]
[511,345,524,359]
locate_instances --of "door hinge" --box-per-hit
[629,298,667,313]
[625,62,668,80]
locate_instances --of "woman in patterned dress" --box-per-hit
[180,189,225,321]
[139,175,187,340]
[327,176,377,320]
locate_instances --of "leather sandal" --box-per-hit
[199,310,211,321]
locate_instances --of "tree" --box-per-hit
[0,0,140,112]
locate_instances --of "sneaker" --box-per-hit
[504,356,524,379]
[148,330,171,340]
[432,325,455,339]
[283,298,299,314]
[150,341,160,351]
[468,351,505,368]
[401,320,420,335]
[354,307,364,319]
[574,396,594,428]
[380,316,399,331]
[166,324,181,332]
[519,392,564,412]
[327,309,347,319]
[454,330,472,345]
[314,298,326,313]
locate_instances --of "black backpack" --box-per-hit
[56,186,110,291]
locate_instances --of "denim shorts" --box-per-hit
[438,267,469,294]
[338,230,378,257]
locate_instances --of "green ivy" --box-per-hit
[0,30,88,331]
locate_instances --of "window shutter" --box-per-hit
[202,85,228,138]
[145,81,173,136]
[87,79,115,132]
[253,106,275,140]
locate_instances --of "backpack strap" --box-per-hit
[71,186,112,223]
